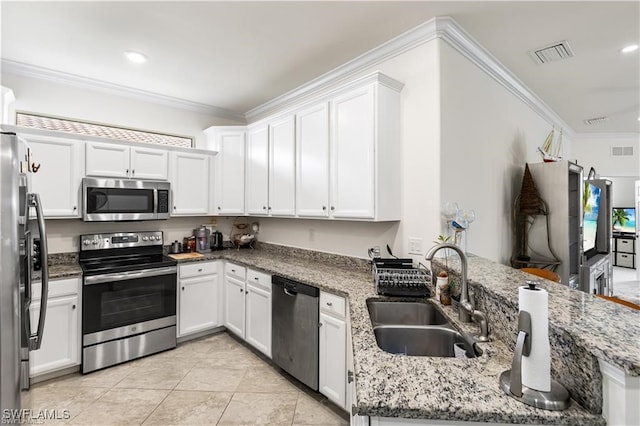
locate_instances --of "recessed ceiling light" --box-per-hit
[124,50,147,64]
[621,44,639,53]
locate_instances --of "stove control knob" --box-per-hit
[92,239,99,245]
[82,239,91,246]
[149,236,156,241]
[142,236,149,241]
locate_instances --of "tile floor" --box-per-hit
[21,332,349,425]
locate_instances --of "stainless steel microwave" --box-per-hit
[82,178,170,221]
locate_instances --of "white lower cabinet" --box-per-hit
[178,261,221,338]
[319,291,347,410]
[223,262,272,358]
[29,278,81,377]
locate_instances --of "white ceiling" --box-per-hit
[1,1,639,134]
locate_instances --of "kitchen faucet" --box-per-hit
[425,243,490,342]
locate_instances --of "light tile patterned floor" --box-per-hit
[21,332,349,425]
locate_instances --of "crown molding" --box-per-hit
[246,16,577,136]
[245,19,438,122]
[0,59,246,122]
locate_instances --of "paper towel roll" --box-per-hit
[519,285,551,392]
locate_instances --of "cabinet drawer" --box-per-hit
[225,262,246,280]
[616,253,635,268]
[247,269,271,293]
[32,277,79,302]
[616,238,635,254]
[180,261,218,279]
[320,292,346,318]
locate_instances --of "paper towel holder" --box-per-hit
[499,310,570,411]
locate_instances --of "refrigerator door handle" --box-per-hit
[27,193,48,351]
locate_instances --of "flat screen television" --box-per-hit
[583,183,601,256]
[612,207,637,235]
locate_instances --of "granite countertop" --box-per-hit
[44,246,616,424]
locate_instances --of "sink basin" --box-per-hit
[372,326,482,358]
[367,300,449,326]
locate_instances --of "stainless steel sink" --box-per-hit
[367,300,449,326]
[372,326,482,358]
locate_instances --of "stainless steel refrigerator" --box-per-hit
[1,132,49,413]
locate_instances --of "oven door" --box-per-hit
[82,266,177,345]
[82,178,160,221]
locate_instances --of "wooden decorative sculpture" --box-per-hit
[511,164,560,271]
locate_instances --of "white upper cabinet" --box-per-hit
[206,127,246,215]
[85,141,168,180]
[268,115,296,216]
[170,151,211,215]
[24,134,83,218]
[246,124,270,216]
[330,75,401,221]
[331,86,376,219]
[129,146,169,180]
[296,102,330,218]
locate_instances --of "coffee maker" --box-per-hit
[193,227,211,253]
[210,230,224,251]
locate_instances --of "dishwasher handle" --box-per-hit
[283,287,298,297]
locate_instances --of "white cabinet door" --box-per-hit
[331,86,375,219]
[26,135,82,218]
[178,274,220,337]
[319,311,347,409]
[130,146,168,180]
[170,152,210,215]
[29,295,79,376]
[268,115,296,216]
[215,130,246,215]
[245,283,271,358]
[246,125,270,215]
[85,141,130,178]
[224,276,246,338]
[296,103,330,217]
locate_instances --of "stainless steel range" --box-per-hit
[79,231,177,374]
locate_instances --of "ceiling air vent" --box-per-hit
[584,116,610,125]
[529,40,574,64]
[611,146,634,157]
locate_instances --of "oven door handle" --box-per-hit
[84,266,177,285]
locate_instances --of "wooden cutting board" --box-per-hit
[167,252,204,260]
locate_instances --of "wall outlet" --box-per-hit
[408,237,423,255]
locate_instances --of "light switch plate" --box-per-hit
[408,237,423,255]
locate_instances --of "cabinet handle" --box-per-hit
[254,277,259,281]
[263,206,267,210]
[348,370,354,383]
[326,302,333,306]
[231,269,236,273]
[218,206,221,210]
[182,286,185,291]
[126,169,129,174]
[132,170,135,176]
[319,322,323,327]
[322,206,327,211]
[268,206,272,210]
[173,206,177,210]
[239,288,243,293]
[330,206,335,211]
[245,290,248,294]
[72,304,76,310]
[198,268,203,272]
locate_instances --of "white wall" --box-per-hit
[438,42,571,265]
[571,135,640,207]
[571,135,640,177]
[0,73,241,148]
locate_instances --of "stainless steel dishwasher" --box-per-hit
[271,275,319,390]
